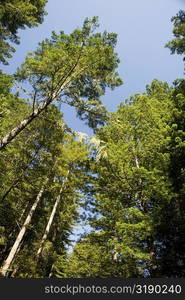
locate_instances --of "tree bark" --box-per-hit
[0,180,48,277]
[36,171,69,260]
[0,101,51,150]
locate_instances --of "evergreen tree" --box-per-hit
[56,80,174,278]
[166,10,185,68]
[0,84,89,277]
[152,11,185,276]
[152,79,185,277]
[0,17,122,150]
[0,0,48,64]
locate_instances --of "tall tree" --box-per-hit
[0,89,67,276]
[152,79,185,277]
[34,135,89,277]
[150,13,185,276]
[0,17,122,150]
[57,80,174,278]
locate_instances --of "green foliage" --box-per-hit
[0,84,90,277]
[55,238,114,278]
[0,71,15,126]
[0,7,185,279]
[0,0,47,64]
[152,79,185,277]
[166,10,185,67]
[61,80,174,278]
[15,17,122,130]
[52,80,177,278]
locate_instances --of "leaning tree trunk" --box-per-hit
[0,100,52,150]
[36,172,69,260]
[0,180,48,277]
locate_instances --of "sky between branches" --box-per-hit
[2,0,184,134]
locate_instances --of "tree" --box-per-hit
[55,236,116,278]
[62,80,173,278]
[0,17,122,150]
[152,79,185,277]
[0,102,63,276]
[0,0,48,64]
[166,10,185,68]
[0,94,90,277]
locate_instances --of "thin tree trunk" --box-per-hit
[135,155,139,169]
[113,248,119,262]
[0,101,51,150]
[8,239,24,277]
[36,171,69,260]
[10,267,18,278]
[134,154,148,212]
[48,265,54,278]
[0,180,48,277]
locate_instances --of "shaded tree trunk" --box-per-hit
[36,172,69,260]
[0,180,48,277]
[0,101,52,150]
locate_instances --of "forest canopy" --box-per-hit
[0,1,185,278]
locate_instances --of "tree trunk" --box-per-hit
[0,101,51,150]
[135,155,140,169]
[36,172,69,260]
[0,180,47,277]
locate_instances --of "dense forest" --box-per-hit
[0,0,185,278]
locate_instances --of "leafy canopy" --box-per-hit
[0,0,48,64]
[15,17,122,129]
[166,10,185,68]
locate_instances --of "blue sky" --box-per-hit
[3,0,185,134]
